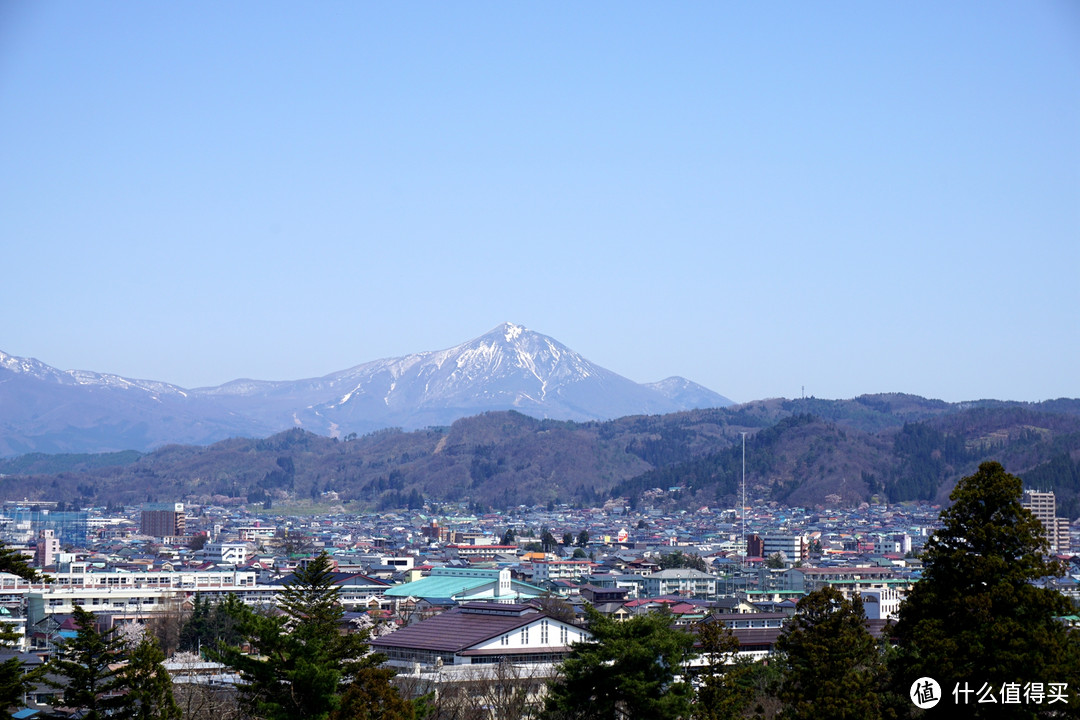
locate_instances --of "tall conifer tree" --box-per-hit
[890,461,1080,717]
[46,605,130,720]
[212,552,370,720]
[775,587,884,720]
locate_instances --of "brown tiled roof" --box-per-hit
[731,628,783,647]
[371,605,544,654]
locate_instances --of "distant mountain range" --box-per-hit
[3,395,1080,517]
[0,323,732,456]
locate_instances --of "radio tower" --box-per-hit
[740,431,747,568]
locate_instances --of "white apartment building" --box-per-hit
[531,559,595,583]
[861,588,903,620]
[205,542,250,565]
[873,533,912,555]
[641,569,718,598]
[762,535,806,565]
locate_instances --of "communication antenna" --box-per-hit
[740,431,747,569]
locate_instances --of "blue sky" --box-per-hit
[1,3,1077,403]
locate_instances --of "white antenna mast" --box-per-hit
[740,431,747,569]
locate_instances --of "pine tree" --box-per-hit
[330,665,416,720]
[0,545,38,585]
[542,606,697,720]
[775,587,884,720]
[890,461,1080,718]
[692,617,755,720]
[123,632,181,720]
[212,552,371,720]
[0,543,40,720]
[46,605,130,720]
[179,594,246,655]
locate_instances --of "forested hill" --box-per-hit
[3,394,1080,517]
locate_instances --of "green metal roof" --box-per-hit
[384,573,544,600]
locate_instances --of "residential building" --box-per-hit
[783,567,910,601]
[34,530,60,568]
[205,542,248,566]
[641,569,718,598]
[531,559,595,583]
[1023,490,1070,554]
[141,503,186,539]
[762,535,806,565]
[861,588,903,620]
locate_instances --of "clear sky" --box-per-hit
[1,3,1077,404]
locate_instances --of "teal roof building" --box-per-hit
[384,567,544,603]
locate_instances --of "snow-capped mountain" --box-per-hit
[0,350,272,456]
[0,324,733,455]
[644,376,733,409]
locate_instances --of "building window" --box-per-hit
[521,627,528,645]
[540,620,548,644]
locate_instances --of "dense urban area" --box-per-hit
[0,460,1076,718]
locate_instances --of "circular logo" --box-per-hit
[910,677,941,709]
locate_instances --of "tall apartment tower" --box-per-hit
[140,502,186,539]
[1022,490,1069,554]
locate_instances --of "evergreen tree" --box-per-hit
[178,594,246,654]
[541,530,559,553]
[0,542,41,719]
[330,665,416,720]
[692,617,754,720]
[576,530,589,548]
[46,605,130,720]
[890,461,1080,717]
[0,546,38,584]
[211,552,372,720]
[542,607,696,720]
[123,632,181,720]
[775,587,884,720]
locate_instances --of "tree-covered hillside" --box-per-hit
[2,396,1080,516]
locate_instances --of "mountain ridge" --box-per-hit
[4,396,1080,516]
[0,323,733,456]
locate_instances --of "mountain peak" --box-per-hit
[1,327,733,455]
[500,322,525,342]
[480,322,528,344]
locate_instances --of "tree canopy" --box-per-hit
[775,587,884,720]
[211,552,371,720]
[692,617,755,720]
[123,631,182,720]
[0,542,42,720]
[890,461,1080,717]
[542,606,696,720]
[46,605,131,720]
